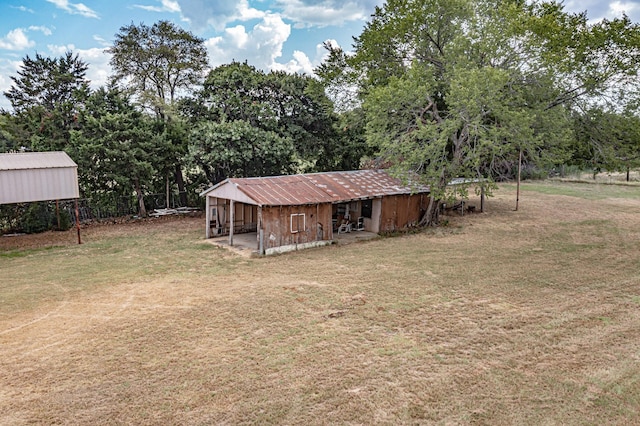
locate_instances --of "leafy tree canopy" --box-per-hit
[324,0,640,225]
[108,20,208,117]
[186,119,295,185]
[187,62,346,173]
[69,87,162,216]
[3,51,90,152]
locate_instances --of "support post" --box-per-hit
[205,195,211,239]
[75,198,82,244]
[258,206,264,255]
[229,200,235,246]
[516,148,522,211]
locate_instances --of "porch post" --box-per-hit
[205,195,211,239]
[229,200,235,246]
[258,206,264,255]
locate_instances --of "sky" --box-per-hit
[1,0,639,111]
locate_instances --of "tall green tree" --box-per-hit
[186,120,295,185]
[571,108,640,179]
[189,62,344,173]
[69,87,162,217]
[107,20,209,205]
[332,0,640,225]
[3,52,90,151]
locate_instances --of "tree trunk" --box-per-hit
[175,164,188,207]
[627,166,630,182]
[419,172,447,227]
[419,195,440,227]
[135,180,147,217]
[166,174,170,209]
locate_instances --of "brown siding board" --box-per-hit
[262,203,332,249]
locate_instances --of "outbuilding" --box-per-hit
[200,169,430,255]
[0,151,81,242]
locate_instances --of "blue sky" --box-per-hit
[1,0,639,111]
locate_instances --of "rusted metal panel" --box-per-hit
[201,169,430,207]
[0,152,79,204]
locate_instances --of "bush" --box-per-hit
[8,202,74,234]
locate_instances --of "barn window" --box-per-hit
[290,213,305,233]
[361,199,373,218]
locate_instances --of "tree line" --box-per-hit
[2,0,640,229]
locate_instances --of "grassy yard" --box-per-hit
[1,181,639,424]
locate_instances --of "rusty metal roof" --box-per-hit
[201,169,430,206]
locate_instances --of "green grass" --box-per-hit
[514,180,640,200]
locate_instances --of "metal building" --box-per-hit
[0,151,79,204]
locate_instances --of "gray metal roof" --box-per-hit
[202,169,430,206]
[0,151,77,171]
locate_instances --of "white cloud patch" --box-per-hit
[11,5,35,13]
[275,0,379,28]
[562,0,640,22]
[45,0,99,19]
[0,29,35,51]
[0,60,22,110]
[134,0,181,13]
[178,0,264,31]
[28,26,53,36]
[608,1,640,17]
[205,14,290,69]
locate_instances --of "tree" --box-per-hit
[190,62,344,173]
[571,108,640,179]
[69,87,162,217]
[108,20,209,205]
[186,120,295,185]
[335,0,640,225]
[3,52,90,151]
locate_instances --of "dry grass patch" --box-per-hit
[1,182,640,424]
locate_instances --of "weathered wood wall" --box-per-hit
[262,203,333,250]
[379,194,429,232]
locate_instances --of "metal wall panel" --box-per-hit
[0,167,79,204]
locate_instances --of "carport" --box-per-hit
[0,151,81,243]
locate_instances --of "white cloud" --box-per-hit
[205,14,290,70]
[134,0,181,13]
[11,5,35,13]
[271,50,314,74]
[0,59,23,110]
[609,1,640,17]
[45,0,99,19]
[178,0,265,31]
[563,0,640,22]
[28,26,53,36]
[0,29,35,51]
[275,0,379,28]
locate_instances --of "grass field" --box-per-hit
[1,181,639,424]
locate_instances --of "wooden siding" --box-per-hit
[262,203,333,250]
[379,194,429,232]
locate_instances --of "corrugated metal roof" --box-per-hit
[202,169,430,206]
[0,151,77,171]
